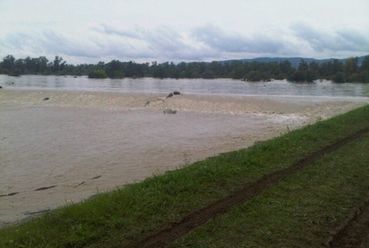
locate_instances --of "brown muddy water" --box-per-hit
[0,88,368,226]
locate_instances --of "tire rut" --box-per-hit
[328,197,369,248]
[128,126,369,248]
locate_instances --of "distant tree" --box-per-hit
[105,60,124,78]
[361,56,369,71]
[279,61,294,78]
[88,69,108,79]
[288,60,316,82]
[245,70,266,82]
[52,56,66,73]
[345,57,358,75]
[332,72,346,83]
[38,57,49,74]
[1,54,369,83]
[2,55,16,73]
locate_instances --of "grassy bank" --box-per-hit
[170,127,369,247]
[1,106,369,248]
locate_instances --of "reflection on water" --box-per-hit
[1,75,369,97]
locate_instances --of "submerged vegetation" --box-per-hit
[1,106,369,248]
[0,55,369,83]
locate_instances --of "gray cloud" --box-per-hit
[1,30,157,62]
[2,31,99,59]
[1,0,368,62]
[1,23,369,63]
[191,25,289,54]
[41,31,100,58]
[95,24,216,60]
[292,23,369,53]
[97,24,143,40]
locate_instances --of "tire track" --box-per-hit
[128,126,369,248]
[328,197,369,248]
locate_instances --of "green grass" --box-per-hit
[170,132,369,248]
[1,106,369,248]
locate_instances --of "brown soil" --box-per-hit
[328,197,369,248]
[128,127,369,248]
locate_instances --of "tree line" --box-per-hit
[0,55,368,83]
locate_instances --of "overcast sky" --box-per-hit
[0,0,368,63]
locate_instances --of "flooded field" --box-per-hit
[1,75,369,97]
[1,80,368,226]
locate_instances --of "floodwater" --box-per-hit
[1,75,369,97]
[1,76,369,226]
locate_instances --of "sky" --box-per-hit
[0,0,369,64]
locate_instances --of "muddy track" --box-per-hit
[128,127,369,248]
[327,197,369,248]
